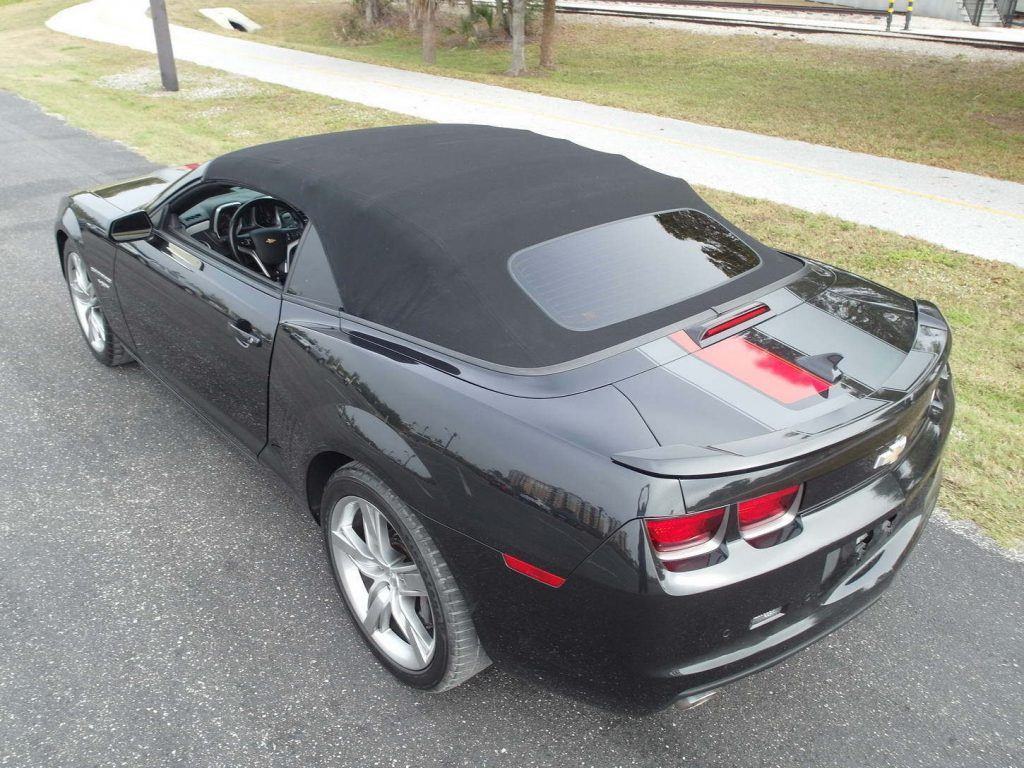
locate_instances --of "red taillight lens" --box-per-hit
[646,507,725,554]
[737,485,800,531]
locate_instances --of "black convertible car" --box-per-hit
[56,125,953,711]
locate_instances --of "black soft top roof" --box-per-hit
[206,125,799,369]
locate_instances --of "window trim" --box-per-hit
[145,163,207,213]
[281,223,314,298]
[283,224,345,312]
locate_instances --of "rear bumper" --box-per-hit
[570,463,941,712]
[437,368,953,713]
[656,469,939,704]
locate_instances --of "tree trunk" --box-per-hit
[494,0,508,35]
[466,0,474,20]
[365,0,377,25]
[422,0,437,64]
[508,0,526,75]
[539,0,556,68]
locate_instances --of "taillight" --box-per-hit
[647,485,804,572]
[701,304,769,341]
[645,507,725,569]
[737,485,801,535]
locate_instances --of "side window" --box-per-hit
[162,181,306,286]
[286,226,344,310]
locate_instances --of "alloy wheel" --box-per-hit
[67,251,106,353]
[328,495,436,670]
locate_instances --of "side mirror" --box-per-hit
[109,210,153,242]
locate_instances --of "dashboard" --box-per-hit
[175,188,306,255]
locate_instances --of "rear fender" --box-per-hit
[267,301,677,577]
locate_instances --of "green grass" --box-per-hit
[702,192,1024,549]
[2,0,1021,548]
[165,0,1024,183]
[0,0,420,164]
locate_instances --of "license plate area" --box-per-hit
[821,508,923,605]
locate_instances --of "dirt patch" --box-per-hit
[974,109,1024,133]
[97,66,261,99]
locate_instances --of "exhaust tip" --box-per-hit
[675,690,718,711]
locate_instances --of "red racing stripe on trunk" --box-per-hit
[668,330,700,353]
[694,336,830,404]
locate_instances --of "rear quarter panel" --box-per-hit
[265,301,684,580]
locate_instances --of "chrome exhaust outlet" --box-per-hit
[675,690,718,711]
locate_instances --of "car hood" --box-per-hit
[612,262,951,477]
[89,167,186,212]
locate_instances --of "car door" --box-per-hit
[114,196,282,455]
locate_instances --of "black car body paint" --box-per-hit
[54,128,954,712]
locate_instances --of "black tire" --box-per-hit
[321,462,490,691]
[62,242,132,367]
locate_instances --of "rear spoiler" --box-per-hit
[611,301,950,479]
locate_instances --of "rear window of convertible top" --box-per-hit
[508,209,761,332]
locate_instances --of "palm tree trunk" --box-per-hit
[422,0,437,64]
[508,0,526,75]
[494,0,508,35]
[539,0,556,68]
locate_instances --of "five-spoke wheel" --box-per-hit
[67,250,107,354]
[63,244,130,366]
[321,464,489,690]
[329,495,436,670]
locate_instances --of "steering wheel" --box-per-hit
[228,197,304,280]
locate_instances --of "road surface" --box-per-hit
[0,92,1020,768]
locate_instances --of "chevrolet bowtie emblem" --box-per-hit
[874,435,908,469]
[265,237,277,244]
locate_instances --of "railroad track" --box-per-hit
[570,0,890,14]
[555,0,1024,51]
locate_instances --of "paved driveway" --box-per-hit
[0,92,1021,768]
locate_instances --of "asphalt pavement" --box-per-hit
[0,92,1021,768]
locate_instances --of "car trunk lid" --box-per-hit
[612,264,950,479]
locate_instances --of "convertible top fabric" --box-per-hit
[206,125,800,369]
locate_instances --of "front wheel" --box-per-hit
[322,463,490,691]
[63,244,131,366]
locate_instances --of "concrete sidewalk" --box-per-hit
[48,0,1024,267]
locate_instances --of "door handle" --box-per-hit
[229,321,262,348]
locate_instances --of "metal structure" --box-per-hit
[555,0,1024,49]
[992,0,1019,24]
[149,0,178,92]
[962,0,985,23]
